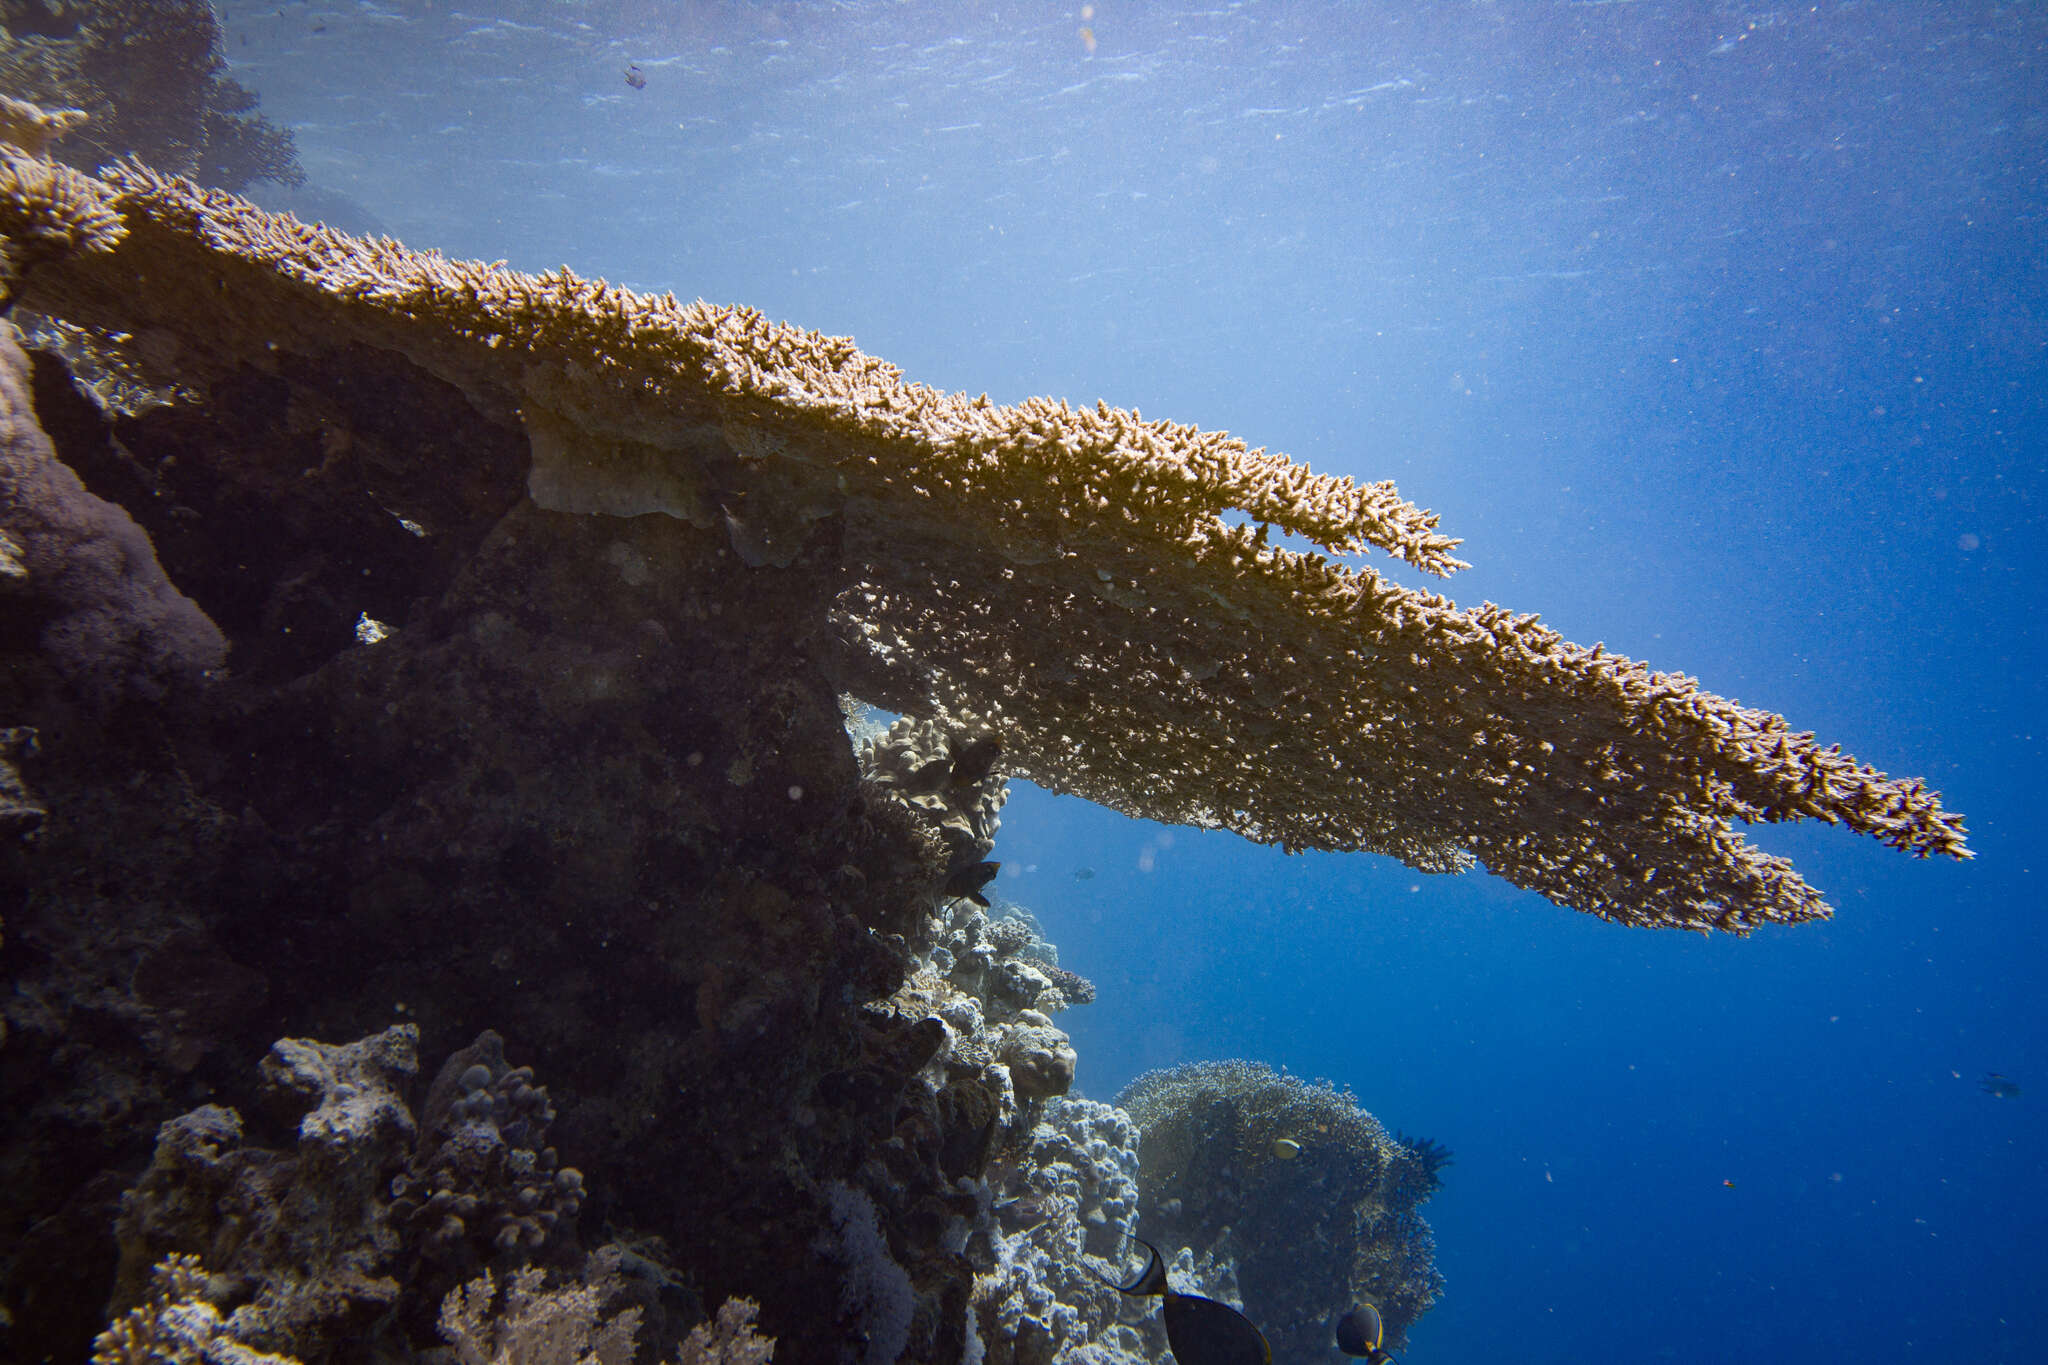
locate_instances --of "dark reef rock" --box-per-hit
[0,724,41,836]
[0,321,998,1362]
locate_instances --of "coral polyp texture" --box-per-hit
[1,150,1968,931]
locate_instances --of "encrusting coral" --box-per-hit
[0,140,1968,930]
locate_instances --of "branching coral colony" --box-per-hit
[0,140,1967,932]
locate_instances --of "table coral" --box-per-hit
[0,148,1969,929]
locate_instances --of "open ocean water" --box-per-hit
[218,2,2043,1362]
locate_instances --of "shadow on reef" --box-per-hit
[0,324,1010,1362]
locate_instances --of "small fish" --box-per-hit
[1721,1179,1737,1188]
[1271,1137,1302,1161]
[1334,1301,1398,1363]
[624,64,647,90]
[1981,1073,2020,1099]
[1090,1238,1271,1365]
[1073,867,1096,881]
[942,860,1000,907]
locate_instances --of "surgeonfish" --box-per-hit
[1090,1237,1272,1365]
[1981,1072,2020,1098]
[1334,1300,1399,1363]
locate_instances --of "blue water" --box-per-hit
[226,3,2046,1361]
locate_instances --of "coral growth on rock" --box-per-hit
[0,363,1014,1362]
[1117,1061,1445,1362]
[92,1252,304,1365]
[4,79,1940,1365]
[101,1025,759,1364]
[109,1026,419,1358]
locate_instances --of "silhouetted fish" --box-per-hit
[943,859,1000,907]
[624,64,647,90]
[948,733,1003,787]
[1073,866,1096,880]
[1334,1301,1398,1363]
[1090,1237,1271,1365]
[1981,1072,2020,1098]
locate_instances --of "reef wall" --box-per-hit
[0,311,1008,1360]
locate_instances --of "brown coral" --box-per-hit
[0,154,1968,931]
[0,144,123,291]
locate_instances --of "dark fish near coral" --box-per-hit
[1980,1072,2020,1099]
[1090,1237,1272,1365]
[948,733,1003,787]
[1334,1301,1398,1363]
[624,64,647,90]
[943,859,1000,907]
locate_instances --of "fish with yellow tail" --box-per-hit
[1089,1237,1271,1365]
[1335,1300,1401,1364]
